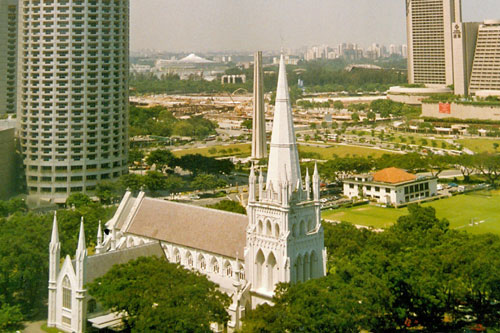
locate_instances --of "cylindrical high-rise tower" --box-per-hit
[17,0,129,204]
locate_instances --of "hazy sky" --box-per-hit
[130,0,500,52]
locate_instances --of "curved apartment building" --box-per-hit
[17,0,129,204]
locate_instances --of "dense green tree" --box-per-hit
[0,201,114,320]
[163,174,185,193]
[191,174,226,192]
[333,100,344,110]
[241,119,252,130]
[65,193,92,209]
[146,149,177,173]
[474,152,500,187]
[177,154,234,175]
[128,149,145,166]
[207,200,246,214]
[87,256,231,332]
[143,171,167,193]
[0,198,27,217]
[0,303,23,332]
[95,181,122,204]
[119,173,144,192]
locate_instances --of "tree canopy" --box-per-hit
[87,256,231,332]
[243,205,500,331]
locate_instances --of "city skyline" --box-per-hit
[130,0,500,52]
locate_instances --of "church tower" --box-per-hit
[245,54,326,306]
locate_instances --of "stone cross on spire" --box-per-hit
[266,54,301,189]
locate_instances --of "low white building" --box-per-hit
[343,167,438,206]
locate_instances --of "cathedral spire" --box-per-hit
[96,221,104,254]
[76,217,86,257]
[266,54,301,189]
[48,212,60,328]
[50,211,59,244]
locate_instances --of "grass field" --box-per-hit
[172,143,251,157]
[457,138,500,153]
[323,190,500,234]
[299,144,394,159]
[172,143,393,159]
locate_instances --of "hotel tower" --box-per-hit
[17,0,129,204]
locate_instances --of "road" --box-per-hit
[417,169,465,179]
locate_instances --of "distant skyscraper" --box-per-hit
[0,0,18,115]
[402,44,408,58]
[406,0,460,86]
[17,0,129,204]
[452,17,480,95]
[252,51,267,160]
[469,20,500,94]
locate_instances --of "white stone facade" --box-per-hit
[47,54,326,332]
[17,0,129,204]
[343,175,438,206]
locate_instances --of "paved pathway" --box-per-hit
[22,320,45,333]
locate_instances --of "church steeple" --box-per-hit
[266,54,301,189]
[48,212,60,328]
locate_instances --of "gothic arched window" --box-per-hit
[186,252,193,268]
[238,264,245,281]
[211,257,220,274]
[225,261,233,277]
[62,276,72,310]
[174,249,181,263]
[199,256,206,271]
[266,220,272,236]
[87,299,97,314]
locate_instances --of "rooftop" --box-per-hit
[125,197,248,258]
[372,167,417,184]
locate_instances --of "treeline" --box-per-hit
[130,73,252,95]
[317,152,500,186]
[94,150,236,202]
[296,61,406,93]
[130,59,407,97]
[243,205,500,331]
[129,105,217,139]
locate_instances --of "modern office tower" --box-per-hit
[17,0,129,204]
[406,0,461,86]
[469,20,500,94]
[0,0,18,115]
[252,51,266,160]
[452,22,480,95]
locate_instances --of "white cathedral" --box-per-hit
[47,55,327,332]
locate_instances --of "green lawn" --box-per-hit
[299,144,394,159]
[172,143,392,159]
[323,190,500,234]
[172,143,251,157]
[457,138,500,153]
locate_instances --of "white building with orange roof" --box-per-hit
[343,167,438,206]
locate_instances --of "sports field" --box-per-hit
[457,138,500,153]
[322,190,500,234]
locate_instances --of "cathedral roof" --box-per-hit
[266,54,301,188]
[125,197,248,259]
[84,242,165,283]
